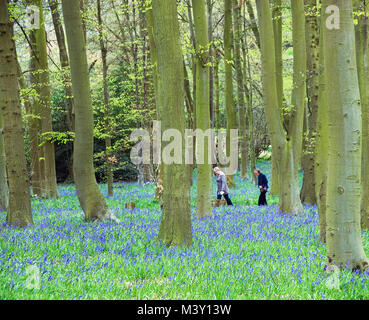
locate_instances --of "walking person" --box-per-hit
[254,169,268,206]
[214,167,233,206]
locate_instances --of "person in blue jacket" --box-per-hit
[254,169,268,206]
[214,167,233,206]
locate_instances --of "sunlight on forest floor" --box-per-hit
[1,161,369,300]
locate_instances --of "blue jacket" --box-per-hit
[258,173,268,189]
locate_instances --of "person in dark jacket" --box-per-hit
[254,169,268,206]
[214,167,233,206]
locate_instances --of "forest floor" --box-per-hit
[1,161,369,299]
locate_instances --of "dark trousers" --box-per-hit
[217,193,233,206]
[258,190,267,206]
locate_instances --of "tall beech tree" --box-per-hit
[0,108,8,211]
[270,0,283,195]
[28,26,44,197]
[256,0,306,215]
[300,0,319,205]
[314,12,328,242]
[29,0,59,198]
[97,0,113,197]
[246,0,261,50]
[241,3,257,186]
[61,0,118,222]
[192,0,212,218]
[49,0,75,180]
[353,0,369,230]
[207,0,214,127]
[153,0,192,246]
[323,0,368,269]
[224,0,237,187]
[0,0,33,226]
[362,4,369,230]
[233,0,248,179]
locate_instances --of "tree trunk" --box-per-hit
[61,0,118,222]
[270,0,283,195]
[289,0,306,185]
[0,107,8,211]
[0,0,33,226]
[323,0,368,270]
[145,6,164,202]
[49,0,75,181]
[192,0,212,219]
[256,0,285,203]
[224,0,236,188]
[207,0,214,127]
[246,0,261,49]
[315,12,328,242]
[256,0,304,215]
[28,11,44,196]
[362,6,369,230]
[214,54,221,131]
[353,0,369,230]
[153,0,192,246]
[97,0,113,197]
[234,0,248,179]
[242,7,257,186]
[300,0,319,205]
[33,0,59,198]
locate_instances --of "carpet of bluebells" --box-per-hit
[1,160,369,300]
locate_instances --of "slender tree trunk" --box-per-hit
[184,60,195,130]
[139,10,154,183]
[61,0,118,222]
[0,107,8,211]
[192,0,212,218]
[97,0,113,196]
[246,0,261,49]
[300,0,319,205]
[242,23,257,186]
[16,59,40,198]
[289,0,307,184]
[256,0,285,201]
[256,0,304,215]
[39,0,59,198]
[80,0,87,43]
[214,53,221,131]
[188,1,197,112]
[272,0,283,113]
[183,60,195,187]
[28,7,44,196]
[29,0,59,198]
[270,0,283,195]
[49,0,75,181]
[279,0,306,215]
[153,0,192,246]
[323,0,368,270]
[207,0,214,127]
[145,6,164,204]
[234,0,248,179]
[0,0,33,226]
[315,12,328,242]
[224,0,236,188]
